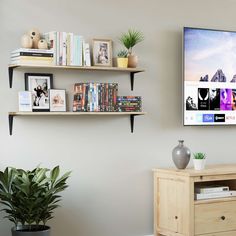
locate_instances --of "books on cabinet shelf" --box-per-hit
[195,185,236,200]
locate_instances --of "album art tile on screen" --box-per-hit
[184,27,236,125]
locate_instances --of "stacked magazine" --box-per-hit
[195,185,236,200]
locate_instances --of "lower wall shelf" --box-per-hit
[8,111,146,135]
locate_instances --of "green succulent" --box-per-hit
[0,166,71,230]
[117,49,128,58]
[193,152,206,159]
[119,29,144,54]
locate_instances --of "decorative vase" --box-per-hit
[28,29,41,49]
[117,58,128,68]
[38,39,48,50]
[21,34,33,49]
[193,159,206,171]
[128,54,138,68]
[172,140,191,169]
[12,225,50,236]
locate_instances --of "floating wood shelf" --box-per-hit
[8,64,145,90]
[8,111,146,135]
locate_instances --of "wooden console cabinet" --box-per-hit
[153,164,236,236]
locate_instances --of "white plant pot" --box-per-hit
[193,159,206,171]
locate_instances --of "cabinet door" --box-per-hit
[158,178,189,234]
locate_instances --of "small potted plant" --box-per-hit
[193,152,206,170]
[116,49,128,68]
[0,166,71,236]
[119,29,144,68]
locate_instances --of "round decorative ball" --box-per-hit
[21,34,33,48]
[28,29,40,49]
[38,39,48,50]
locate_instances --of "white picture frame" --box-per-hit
[49,89,66,112]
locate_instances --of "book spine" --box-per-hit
[62,32,67,66]
[195,191,236,200]
[66,34,70,66]
[196,187,230,194]
[11,52,54,57]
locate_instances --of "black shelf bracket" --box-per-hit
[130,72,139,91]
[9,114,14,136]
[8,66,19,88]
[130,114,140,133]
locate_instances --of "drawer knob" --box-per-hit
[175,216,178,219]
[221,216,226,220]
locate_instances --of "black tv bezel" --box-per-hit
[183,26,236,126]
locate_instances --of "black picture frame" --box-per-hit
[25,73,53,112]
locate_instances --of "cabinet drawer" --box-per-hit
[195,201,236,235]
[197,231,236,236]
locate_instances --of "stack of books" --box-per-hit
[73,83,118,112]
[195,185,236,200]
[43,31,90,66]
[117,96,142,112]
[10,48,54,65]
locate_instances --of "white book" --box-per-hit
[11,48,53,54]
[83,42,91,66]
[56,32,60,65]
[195,186,229,194]
[18,91,32,112]
[62,32,67,66]
[195,190,236,200]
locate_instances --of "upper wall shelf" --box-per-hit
[8,64,145,90]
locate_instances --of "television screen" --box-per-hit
[184,27,236,125]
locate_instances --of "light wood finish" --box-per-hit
[195,201,236,235]
[9,111,146,116]
[197,231,236,236]
[153,164,236,236]
[9,64,144,73]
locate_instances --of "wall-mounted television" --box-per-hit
[184,27,236,125]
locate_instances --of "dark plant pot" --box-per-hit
[12,225,50,236]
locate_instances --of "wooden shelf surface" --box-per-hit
[195,196,236,205]
[9,64,145,73]
[9,111,146,116]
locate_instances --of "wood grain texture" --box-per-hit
[8,64,145,73]
[9,112,147,116]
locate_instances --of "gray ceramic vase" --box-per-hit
[172,140,191,169]
[12,225,50,236]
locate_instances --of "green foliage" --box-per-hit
[117,49,128,58]
[119,29,144,54]
[193,152,206,160]
[0,166,71,229]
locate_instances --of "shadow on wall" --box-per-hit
[158,29,183,129]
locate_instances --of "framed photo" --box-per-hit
[92,39,112,67]
[25,73,53,112]
[49,89,66,112]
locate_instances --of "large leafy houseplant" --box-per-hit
[0,166,71,236]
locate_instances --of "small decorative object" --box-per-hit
[25,73,53,112]
[93,39,112,67]
[119,29,144,68]
[0,166,71,236]
[21,34,33,48]
[38,39,48,49]
[49,89,66,112]
[117,49,128,68]
[193,152,206,171]
[18,91,32,112]
[28,28,41,49]
[172,140,191,169]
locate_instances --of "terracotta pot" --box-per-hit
[128,55,138,68]
[117,58,128,68]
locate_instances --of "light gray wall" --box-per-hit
[1,0,236,235]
